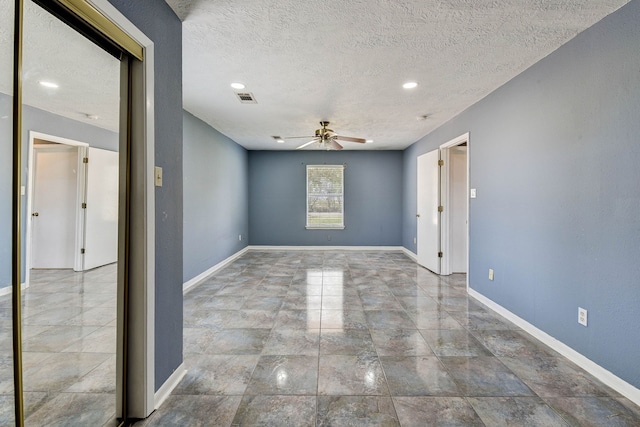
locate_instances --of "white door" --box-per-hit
[83,147,119,270]
[449,146,468,273]
[417,149,441,274]
[31,146,79,269]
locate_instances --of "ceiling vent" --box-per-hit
[236,92,257,104]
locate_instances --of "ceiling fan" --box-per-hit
[283,121,367,150]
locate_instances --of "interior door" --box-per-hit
[31,145,79,269]
[417,149,441,274]
[83,147,119,270]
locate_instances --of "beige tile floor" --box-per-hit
[2,251,640,426]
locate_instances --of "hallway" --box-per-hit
[139,250,640,426]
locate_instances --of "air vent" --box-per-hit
[236,92,257,104]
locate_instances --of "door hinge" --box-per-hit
[83,157,88,163]
[81,248,85,254]
[82,202,87,209]
[438,251,443,258]
[438,205,443,212]
[438,159,444,166]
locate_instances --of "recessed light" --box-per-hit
[231,82,245,90]
[272,136,285,143]
[39,81,59,89]
[402,82,418,89]
[366,139,374,143]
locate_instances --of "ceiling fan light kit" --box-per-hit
[283,121,367,151]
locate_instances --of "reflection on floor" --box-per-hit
[137,251,640,426]
[0,264,117,426]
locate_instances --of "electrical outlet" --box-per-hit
[578,307,588,326]
[488,269,494,281]
[413,237,416,244]
[238,234,242,241]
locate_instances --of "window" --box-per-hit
[306,165,344,229]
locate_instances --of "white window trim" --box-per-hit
[306,164,345,230]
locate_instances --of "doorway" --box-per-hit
[6,0,156,424]
[26,132,119,280]
[416,133,469,277]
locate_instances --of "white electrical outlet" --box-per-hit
[238,234,242,241]
[470,188,477,198]
[488,269,494,281]
[413,237,417,244]
[578,307,588,326]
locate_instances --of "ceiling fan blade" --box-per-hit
[283,135,315,139]
[296,138,319,150]
[336,135,367,143]
[328,140,343,150]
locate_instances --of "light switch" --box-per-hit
[21,186,25,196]
[155,166,163,187]
[470,188,477,198]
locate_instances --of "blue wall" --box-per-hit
[0,93,118,290]
[403,1,640,389]
[107,0,183,391]
[249,150,403,246]
[183,111,248,282]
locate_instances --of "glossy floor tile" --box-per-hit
[4,251,639,426]
[0,264,117,426]
[137,250,640,426]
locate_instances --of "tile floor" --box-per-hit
[2,251,639,426]
[138,250,640,426]
[0,263,118,426]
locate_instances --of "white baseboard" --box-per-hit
[0,282,29,297]
[154,362,187,410]
[247,245,405,252]
[402,247,417,262]
[469,288,640,407]
[183,246,250,294]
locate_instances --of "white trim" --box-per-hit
[247,245,405,252]
[183,247,250,294]
[153,363,187,410]
[402,247,417,262]
[439,132,469,280]
[0,282,28,297]
[468,288,640,407]
[25,132,90,282]
[88,0,156,418]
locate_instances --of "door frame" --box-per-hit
[11,0,155,423]
[25,131,88,280]
[439,132,470,283]
[87,0,157,417]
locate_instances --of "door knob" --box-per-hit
[32,212,39,217]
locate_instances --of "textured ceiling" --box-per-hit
[0,1,630,145]
[0,0,120,132]
[167,0,629,150]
